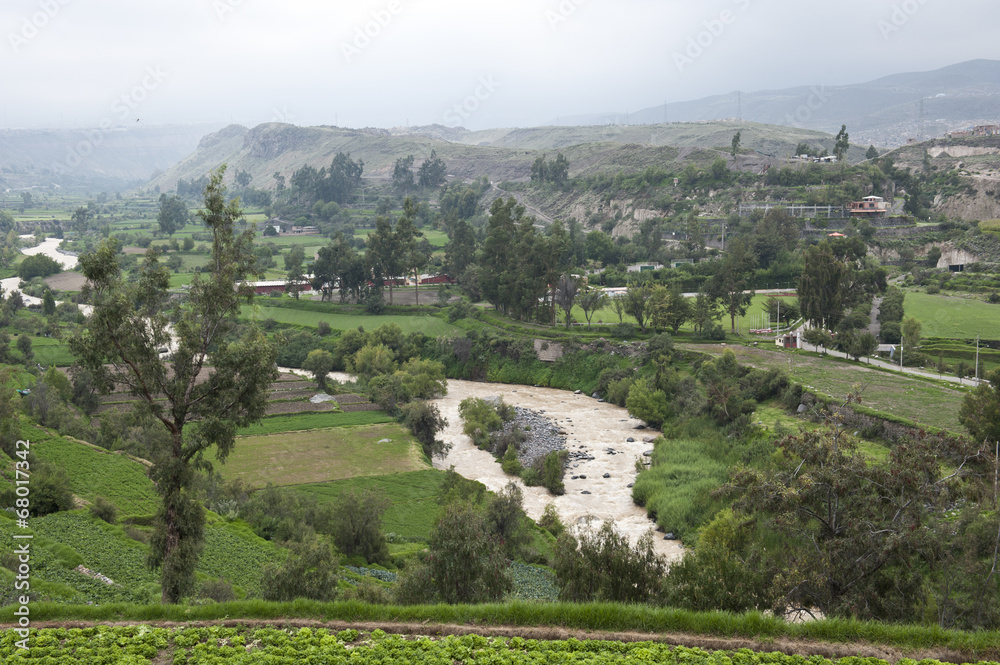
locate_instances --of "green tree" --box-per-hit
[428,501,512,604]
[42,290,56,316]
[261,533,338,601]
[549,153,570,187]
[16,334,32,362]
[707,237,756,332]
[959,369,1000,442]
[902,316,922,352]
[866,145,879,160]
[417,149,447,188]
[401,400,450,460]
[478,198,522,313]
[331,489,390,564]
[577,289,609,327]
[392,155,415,191]
[157,194,189,236]
[725,424,984,621]
[834,124,850,162]
[798,243,846,329]
[71,166,278,603]
[624,284,653,333]
[302,349,334,390]
[731,130,741,157]
[366,215,402,304]
[444,219,476,278]
[554,520,667,603]
[554,274,578,328]
[18,254,61,280]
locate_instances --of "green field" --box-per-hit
[682,343,967,432]
[27,425,159,515]
[904,291,1000,339]
[294,468,446,540]
[242,304,461,336]
[219,423,428,488]
[237,411,394,436]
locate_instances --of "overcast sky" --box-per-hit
[2,0,997,131]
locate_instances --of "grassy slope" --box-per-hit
[682,343,966,432]
[218,423,428,488]
[904,290,1000,339]
[294,469,446,541]
[242,303,460,336]
[25,424,159,516]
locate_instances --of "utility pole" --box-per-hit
[976,335,981,381]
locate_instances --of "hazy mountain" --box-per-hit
[0,124,223,192]
[556,60,1000,149]
[147,119,863,194]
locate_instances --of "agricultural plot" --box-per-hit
[904,291,1000,340]
[682,343,967,432]
[294,468,445,540]
[3,626,995,665]
[25,425,158,515]
[242,303,460,336]
[217,423,428,488]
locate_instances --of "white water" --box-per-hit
[4,237,90,314]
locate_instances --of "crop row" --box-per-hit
[3,626,999,665]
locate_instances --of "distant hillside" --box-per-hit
[0,124,222,192]
[148,120,863,193]
[559,60,1000,150]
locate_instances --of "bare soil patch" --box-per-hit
[43,270,87,291]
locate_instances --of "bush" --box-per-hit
[554,520,667,603]
[0,462,74,516]
[17,254,61,280]
[198,578,237,603]
[261,534,339,602]
[393,560,436,605]
[538,503,565,538]
[330,489,391,565]
[539,450,567,495]
[342,576,392,604]
[88,496,118,524]
[401,401,450,460]
[612,322,636,339]
[428,501,512,604]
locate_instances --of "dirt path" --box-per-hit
[431,381,683,562]
[4,619,982,663]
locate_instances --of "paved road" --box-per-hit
[796,339,985,388]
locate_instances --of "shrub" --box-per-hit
[539,450,567,495]
[401,401,450,460]
[554,520,667,603]
[428,501,512,604]
[261,534,339,602]
[198,578,237,603]
[89,496,118,524]
[17,254,61,279]
[330,489,391,565]
[538,503,565,538]
[393,560,436,605]
[342,577,392,604]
